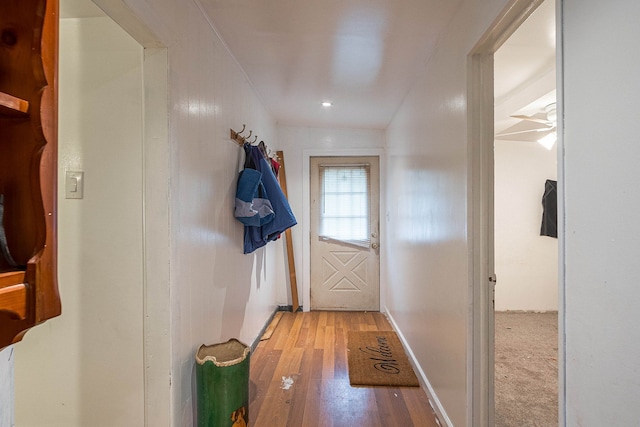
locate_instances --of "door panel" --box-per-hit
[310,156,380,311]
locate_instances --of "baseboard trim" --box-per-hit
[250,306,279,353]
[495,309,558,313]
[385,309,453,427]
[277,305,303,312]
[250,305,304,353]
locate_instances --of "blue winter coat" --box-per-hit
[242,145,297,254]
[234,168,275,227]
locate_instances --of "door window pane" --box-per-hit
[319,164,370,248]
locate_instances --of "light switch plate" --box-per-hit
[65,171,84,199]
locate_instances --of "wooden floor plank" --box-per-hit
[333,325,348,380]
[301,379,333,427]
[313,317,326,349]
[279,313,304,351]
[401,387,440,427]
[373,312,394,330]
[322,325,335,380]
[285,346,317,426]
[374,387,415,427]
[261,311,284,341]
[270,313,293,351]
[250,311,440,426]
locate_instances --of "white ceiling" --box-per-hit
[197,0,465,129]
[60,0,104,18]
[494,0,556,141]
[61,0,555,132]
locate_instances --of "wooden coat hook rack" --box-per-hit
[228,127,300,312]
[230,124,259,146]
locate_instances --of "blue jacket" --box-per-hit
[241,145,297,254]
[234,168,275,227]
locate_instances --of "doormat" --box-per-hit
[347,331,420,387]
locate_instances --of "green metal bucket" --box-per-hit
[195,339,250,427]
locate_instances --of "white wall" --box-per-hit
[384,1,511,425]
[97,1,282,425]
[494,140,558,311]
[22,2,639,427]
[562,0,640,424]
[0,346,13,427]
[277,126,386,308]
[14,15,145,426]
[9,1,283,425]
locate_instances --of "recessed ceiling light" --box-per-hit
[321,101,332,107]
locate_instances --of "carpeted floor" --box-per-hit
[495,311,558,427]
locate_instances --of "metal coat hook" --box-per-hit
[230,126,249,146]
[249,135,258,144]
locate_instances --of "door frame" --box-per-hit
[302,148,386,312]
[467,0,564,426]
[93,2,171,426]
[309,155,381,311]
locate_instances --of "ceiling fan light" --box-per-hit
[538,132,557,150]
[545,102,557,124]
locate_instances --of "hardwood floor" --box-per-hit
[250,311,440,427]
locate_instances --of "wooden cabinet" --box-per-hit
[0,0,60,349]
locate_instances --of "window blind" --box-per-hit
[319,163,371,248]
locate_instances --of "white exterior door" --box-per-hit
[310,156,380,311]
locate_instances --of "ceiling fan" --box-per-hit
[496,102,557,149]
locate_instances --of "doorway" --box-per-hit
[467,0,562,426]
[13,2,170,426]
[309,156,380,311]
[493,2,558,425]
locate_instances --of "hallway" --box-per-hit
[250,311,439,426]
[5,1,640,425]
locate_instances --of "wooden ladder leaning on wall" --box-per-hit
[275,151,299,312]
